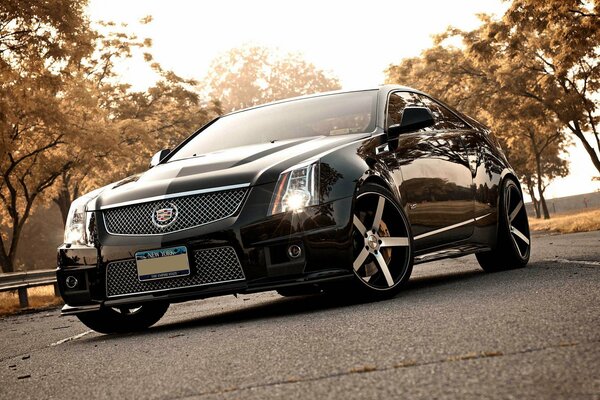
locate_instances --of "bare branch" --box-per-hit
[567,9,599,18]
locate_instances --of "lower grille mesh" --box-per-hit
[106,246,245,298]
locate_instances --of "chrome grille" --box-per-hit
[106,246,245,298]
[102,188,247,235]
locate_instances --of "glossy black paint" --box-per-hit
[57,85,518,311]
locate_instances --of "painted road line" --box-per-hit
[50,330,93,346]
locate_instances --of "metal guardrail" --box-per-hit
[0,269,58,308]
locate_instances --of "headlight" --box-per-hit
[269,160,319,215]
[64,195,91,245]
[63,186,105,245]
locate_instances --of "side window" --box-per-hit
[417,95,469,131]
[386,91,423,128]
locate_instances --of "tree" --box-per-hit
[455,0,600,174]
[50,27,216,224]
[0,2,215,272]
[503,119,569,219]
[0,0,94,272]
[385,41,568,219]
[0,0,93,69]
[111,63,215,178]
[202,45,341,113]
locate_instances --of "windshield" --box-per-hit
[169,90,378,161]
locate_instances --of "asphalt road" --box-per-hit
[1,231,599,399]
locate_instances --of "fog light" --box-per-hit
[65,276,78,289]
[287,245,302,259]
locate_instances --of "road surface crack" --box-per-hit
[177,338,599,399]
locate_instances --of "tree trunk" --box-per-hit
[0,220,23,273]
[1,165,66,273]
[54,187,73,225]
[533,198,541,219]
[529,129,551,220]
[535,169,551,220]
[0,247,15,273]
[53,173,79,225]
[569,122,600,174]
[538,190,551,219]
[526,181,541,218]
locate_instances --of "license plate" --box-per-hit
[135,246,190,282]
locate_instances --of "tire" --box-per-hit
[76,302,169,334]
[349,183,414,299]
[477,178,530,272]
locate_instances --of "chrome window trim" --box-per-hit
[384,90,472,133]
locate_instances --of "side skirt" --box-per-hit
[414,244,491,264]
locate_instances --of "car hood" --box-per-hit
[92,133,368,210]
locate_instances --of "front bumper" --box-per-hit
[57,194,354,312]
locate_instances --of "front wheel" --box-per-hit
[76,302,169,334]
[350,184,414,298]
[477,178,530,272]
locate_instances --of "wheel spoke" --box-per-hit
[373,251,394,287]
[353,248,369,271]
[510,226,530,245]
[372,196,385,231]
[509,200,523,223]
[380,236,409,247]
[353,214,367,236]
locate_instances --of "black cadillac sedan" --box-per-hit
[57,85,530,333]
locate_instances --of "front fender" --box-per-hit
[318,135,401,206]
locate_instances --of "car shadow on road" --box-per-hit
[85,268,489,341]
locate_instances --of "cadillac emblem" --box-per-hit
[151,203,178,228]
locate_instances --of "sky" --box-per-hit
[87,0,600,200]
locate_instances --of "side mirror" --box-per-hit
[388,106,435,138]
[149,149,171,168]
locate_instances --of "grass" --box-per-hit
[529,207,600,234]
[0,285,63,316]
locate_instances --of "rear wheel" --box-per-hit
[350,184,413,298]
[477,178,530,272]
[76,302,169,334]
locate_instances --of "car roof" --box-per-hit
[222,84,422,117]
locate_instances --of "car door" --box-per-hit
[384,91,475,250]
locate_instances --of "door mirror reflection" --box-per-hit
[388,107,435,137]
